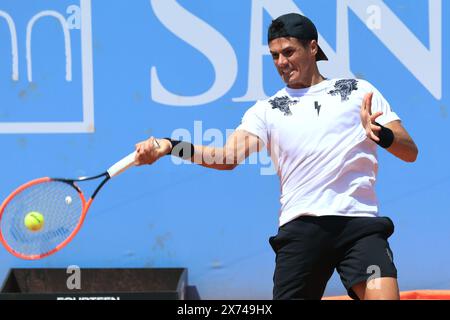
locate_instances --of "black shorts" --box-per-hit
[269,215,397,300]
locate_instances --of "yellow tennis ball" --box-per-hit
[24,212,44,231]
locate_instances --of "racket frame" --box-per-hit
[0,173,111,260]
[1,150,140,259]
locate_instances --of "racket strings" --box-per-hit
[0,181,83,257]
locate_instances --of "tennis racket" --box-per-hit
[0,145,156,260]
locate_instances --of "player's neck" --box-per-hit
[309,72,326,87]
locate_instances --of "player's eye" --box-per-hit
[283,49,294,57]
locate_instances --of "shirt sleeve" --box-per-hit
[235,101,268,146]
[362,80,401,126]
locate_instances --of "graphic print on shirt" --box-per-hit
[314,101,322,116]
[268,96,298,116]
[328,79,359,101]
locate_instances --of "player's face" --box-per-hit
[269,37,317,89]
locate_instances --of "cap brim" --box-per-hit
[316,45,328,61]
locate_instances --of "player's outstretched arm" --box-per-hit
[134,130,264,170]
[190,129,263,170]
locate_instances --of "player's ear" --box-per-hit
[310,40,318,58]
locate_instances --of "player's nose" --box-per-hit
[277,54,289,67]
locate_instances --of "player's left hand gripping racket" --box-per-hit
[0,150,144,260]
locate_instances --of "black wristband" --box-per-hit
[374,122,394,149]
[163,138,195,160]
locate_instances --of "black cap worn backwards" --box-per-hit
[268,13,328,61]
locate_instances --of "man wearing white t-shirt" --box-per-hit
[134,13,418,300]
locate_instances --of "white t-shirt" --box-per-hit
[236,79,400,226]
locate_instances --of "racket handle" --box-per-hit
[107,151,136,178]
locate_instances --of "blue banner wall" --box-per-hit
[0,0,448,298]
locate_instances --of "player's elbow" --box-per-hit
[403,145,419,163]
[220,163,238,171]
[406,147,418,162]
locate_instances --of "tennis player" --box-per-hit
[134,13,418,300]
